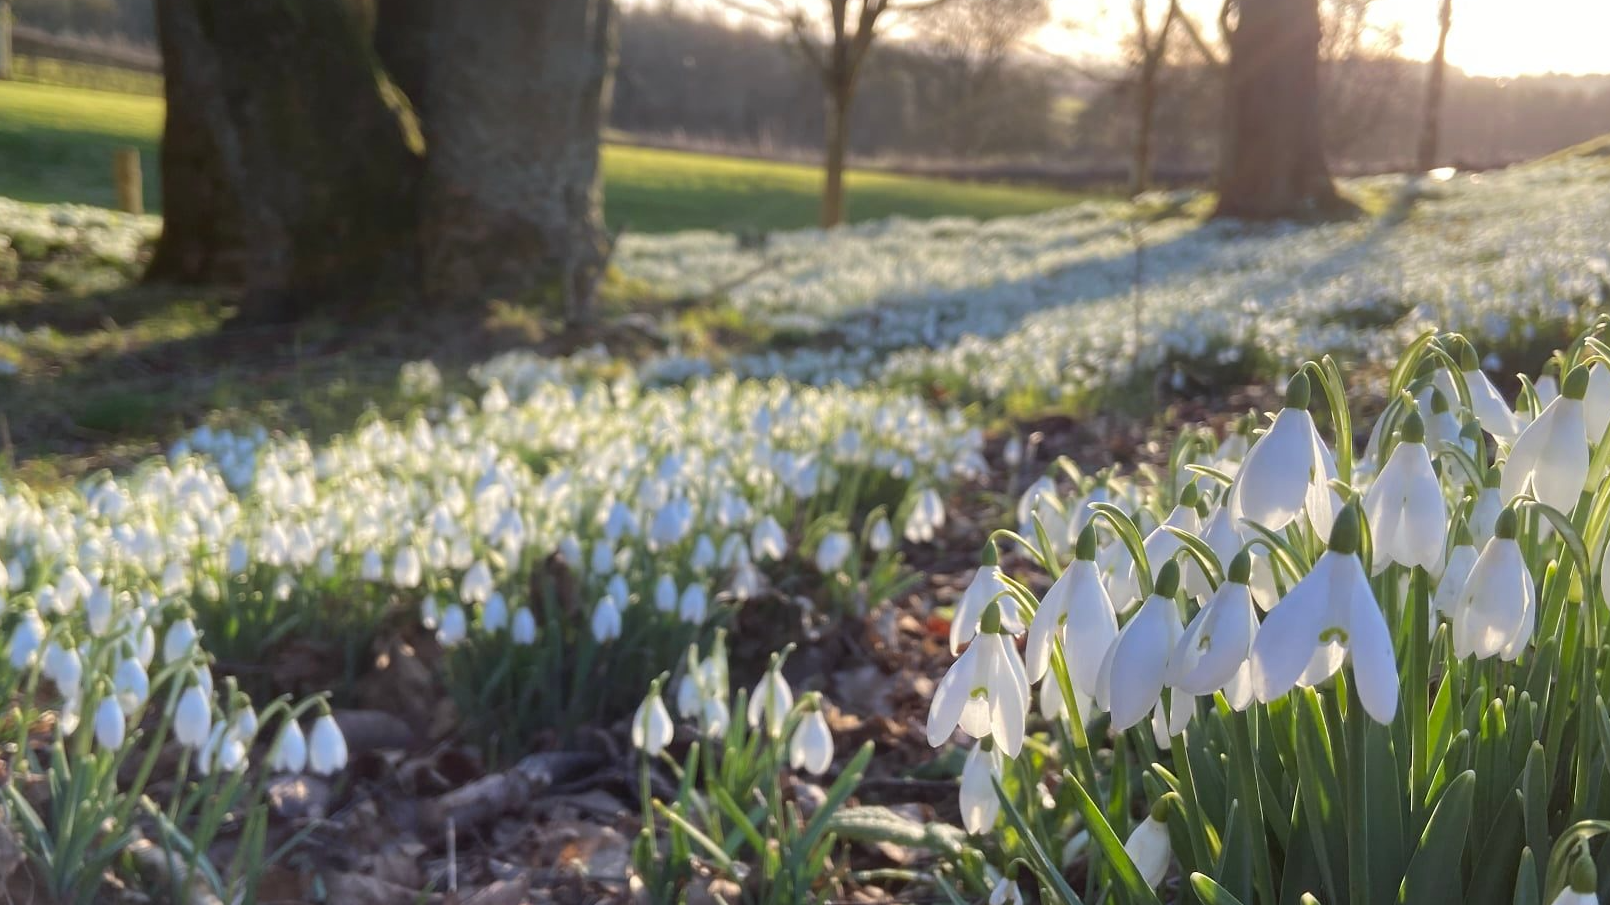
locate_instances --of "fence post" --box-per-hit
[113,147,143,215]
[0,0,13,82]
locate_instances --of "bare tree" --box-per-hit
[1214,0,1344,218]
[1416,0,1453,171]
[1127,0,1181,196]
[725,0,959,227]
[914,0,1048,155]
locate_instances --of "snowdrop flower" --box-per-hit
[1110,485,1201,608]
[8,610,44,669]
[905,488,946,543]
[113,656,149,714]
[591,595,622,642]
[751,516,788,562]
[1124,800,1173,889]
[654,574,678,613]
[868,516,893,553]
[815,531,853,573]
[361,549,384,582]
[85,586,113,637]
[1024,526,1116,698]
[308,713,348,775]
[421,595,440,631]
[1421,388,1468,458]
[461,560,495,605]
[1586,362,1610,442]
[392,545,422,588]
[690,534,718,571]
[959,741,1002,834]
[1458,341,1523,442]
[927,601,1030,756]
[989,877,1024,905]
[1552,847,1600,905]
[631,683,674,756]
[700,695,731,738]
[731,556,763,601]
[271,720,308,773]
[1249,506,1398,723]
[163,616,198,664]
[511,607,537,645]
[1362,411,1447,574]
[748,661,794,739]
[1227,373,1339,536]
[437,604,468,646]
[1173,551,1258,697]
[789,703,834,775]
[590,540,615,576]
[1433,525,1479,622]
[1095,560,1185,733]
[174,684,212,750]
[94,696,125,749]
[1453,508,1534,661]
[43,643,83,697]
[1501,366,1590,513]
[481,591,509,632]
[950,554,1023,654]
[677,584,707,624]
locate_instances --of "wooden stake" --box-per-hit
[113,147,143,215]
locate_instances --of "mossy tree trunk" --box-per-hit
[418,0,617,325]
[146,0,422,322]
[1213,0,1342,219]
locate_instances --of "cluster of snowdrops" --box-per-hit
[633,327,1610,905]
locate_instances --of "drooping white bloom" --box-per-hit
[163,617,198,664]
[511,607,537,645]
[94,696,126,749]
[815,531,853,573]
[43,643,83,697]
[1024,528,1116,699]
[677,584,708,624]
[905,489,946,544]
[421,595,440,631]
[1454,509,1535,661]
[989,877,1024,905]
[437,604,468,646]
[174,684,212,750]
[691,534,718,571]
[481,592,509,632]
[631,688,674,755]
[271,720,308,773]
[1109,490,1200,609]
[747,666,795,738]
[392,545,422,588]
[1461,363,1523,442]
[85,586,113,637]
[1550,889,1599,905]
[868,516,894,552]
[113,657,149,715]
[654,574,678,613]
[731,556,763,601]
[950,561,1023,654]
[591,595,622,642]
[361,549,384,582]
[308,714,348,775]
[1227,373,1340,536]
[1470,476,1503,545]
[1362,412,1447,574]
[927,617,1030,756]
[1094,561,1185,733]
[8,610,44,669]
[751,516,788,562]
[1172,552,1258,697]
[958,742,1002,834]
[1501,366,1590,513]
[1123,806,1173,889]
[789,706,834,775]
[1585,362,1610,442]
[1434,535,1479,622]
[1249,507,1398,724]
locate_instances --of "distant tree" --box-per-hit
[724,0,961,227]
[1416,0,1453,171]
[913,0,1048,155]
[1214,0,1344,218]
[147,0,618,326]
[1126,0,1180,196]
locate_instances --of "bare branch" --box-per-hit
[1173,0,1223,68]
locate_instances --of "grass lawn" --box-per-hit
[0,78,1087,232]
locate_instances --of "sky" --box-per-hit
[1042,0,1610,78]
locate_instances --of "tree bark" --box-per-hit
[145,0,422,321]
[1213,0,1344,219]
[822,85,851,227]
[1415,0,1453,172]
[418,0,616,325]
[1130,1,1178,198]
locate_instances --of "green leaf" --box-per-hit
[1189,872,1249,905]
[994,774,1086,905]
[1064,768,1165,905]
[1398,770,1475,903]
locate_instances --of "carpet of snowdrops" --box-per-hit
[5,158,1610,903]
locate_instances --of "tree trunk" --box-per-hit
[1213,0,1343,219]
[0,0,13,81]
[821,85,851,228]
[419,0,616,326]
[1415,0,1453,172]
[145,0,422,322]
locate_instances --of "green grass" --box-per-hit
[0,78,1086,231]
